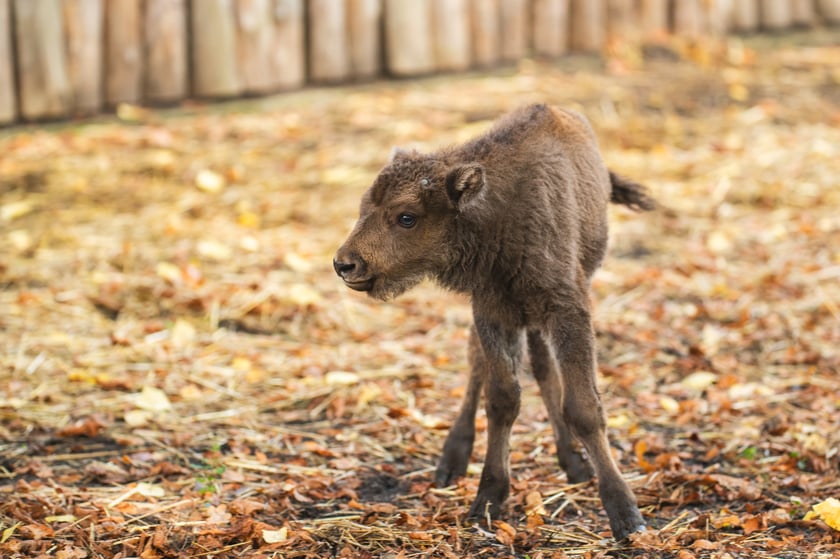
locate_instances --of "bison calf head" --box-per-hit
[334,150,485,300]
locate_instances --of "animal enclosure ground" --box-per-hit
[1,31,839,559]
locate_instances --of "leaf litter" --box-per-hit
[1,31,839,558]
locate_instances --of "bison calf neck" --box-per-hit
[334,104,654,540]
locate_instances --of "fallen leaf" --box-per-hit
[195,169,226,192]
[262,526,288,544]
[133,386,172,412]
[804,497,840,531]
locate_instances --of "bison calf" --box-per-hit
[334,104,654,540]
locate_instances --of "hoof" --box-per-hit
[610,513,647,541]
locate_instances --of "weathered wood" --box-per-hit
[347,0,382,78]
[791,0,816,24]
[144,0,187,103]
[532,0,569,57]
[499,0,527,61]
[816,0,840,22]
[383,0,434,76]
[192,0,240,98]
[471,0,500,67]
[606,0,637,42]
[570,0,605,52]
[13,0,72,120]
[431,0,470,71]
[731,0,760,30]
[62,0,104,115]
[637,0,668,38]
[760,0,793,29]
[672,0,706,37]
[105,0,142,105]
[0,0,16,124]
[308,0,350,82]
[236,0,277,93]
[271,0,305,89]
[706,0,734,35]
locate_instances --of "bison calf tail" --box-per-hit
[609,171,656,211]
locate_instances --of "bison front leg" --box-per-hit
[550,305,645,540]
[435,325,486,486]
[466,317,523,521]
[527,330,595,483]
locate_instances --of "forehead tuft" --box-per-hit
[370,157,442,204]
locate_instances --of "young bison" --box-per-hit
[333,104,654,540]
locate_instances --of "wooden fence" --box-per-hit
[1,0,839,125]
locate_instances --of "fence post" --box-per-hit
[792,0,816,24]
[192,0,240,98]
[271,0,305,89]
[431,0,471,71]
[637,0,668,39]
[817,0,840,21]
[384,0,434,76]
[673,0,706,37]
[348,0,382,79]
[13,0,72,120]
[471,0,501,67]
[760,0,793,29]
[236,0,279,92]
[308,0,350,82]
[0,0,15,124]
[105,0,142,106]
[606,0,638,43]
[144,0,187,103]
[570,0,606,51]
[532,0,569,57]
[63,0,104,115]
[499,0,528,61]
[731,0,760,31]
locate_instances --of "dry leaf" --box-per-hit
[262,526,288,544]
[133,386,172,412]
[195,169,226,192]
[804,497,840,531]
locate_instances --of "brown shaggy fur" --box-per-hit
[334,104,654,540]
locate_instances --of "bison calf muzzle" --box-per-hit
[334,104,655,540]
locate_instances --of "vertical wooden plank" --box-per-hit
[637,0,668,39]
[144,0,187,103]
[0,0,16,124]
[705,0,733,35]
[606,0,638,42]
[105,0,142,105]
[791,0,816,25]
[532,0,569,57]
[347,0,382,79]
[271,0,305,89]
[499,0,528,61]
[760,0,793,29]
[236,0,277,93]
[731,0,760,31]
[13,0,72,120]
[63,0,104,115]
[192,0,240,98]
[431,0,470,71]
[383,0,434,76]
[471,0,500,67]
[308,0,350,82]
[816,0,840,22]
[570,0,605,52]
[672,0,706,37]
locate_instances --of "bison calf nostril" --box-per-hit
[333,259,356,278]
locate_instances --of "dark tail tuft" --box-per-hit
[609,171,656,211]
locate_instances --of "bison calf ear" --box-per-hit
[446,163,485,209]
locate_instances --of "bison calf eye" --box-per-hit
[397,213,417,228]
[420,178,430,187]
